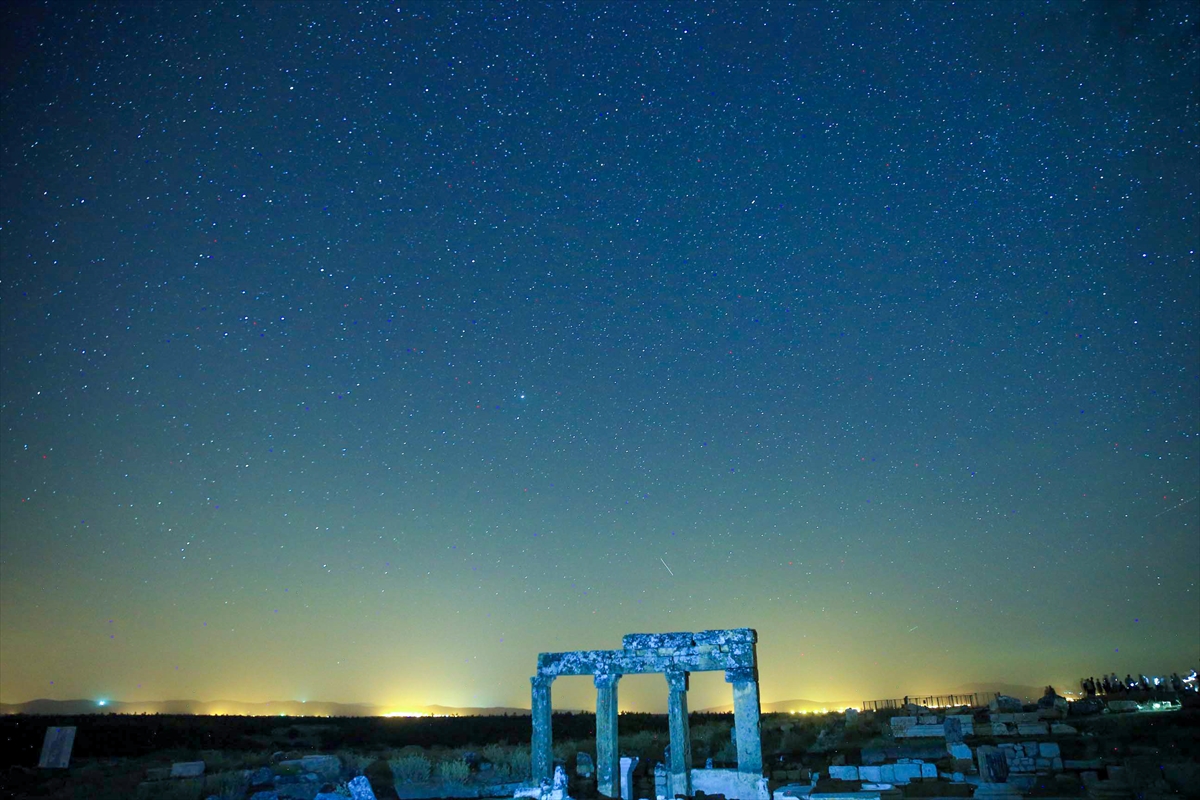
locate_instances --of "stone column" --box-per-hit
[595,673,622,798]
[665,669,692,798]
[726,667,762,796]
[531,674,555,783]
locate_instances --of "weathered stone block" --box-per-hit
[1038,743,1060,758]
[1016,723,1048,735]
[947,744,971,760]
[947,715,975,735]
[920,763,937,779]
[301,755,341,778]
[828,766,858,781]
[858,767,881,783]
[1050,723,1078,735]
[892,764,922,784]
[1106,699,1139,713]
[990,695,1023,713]
[348,776,377,800]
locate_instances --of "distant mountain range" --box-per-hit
[0,699,530,717]
[696,697,858,714]
[697,682,1051,714]
[1,682,1053,717]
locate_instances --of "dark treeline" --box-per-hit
[0,711,710,769]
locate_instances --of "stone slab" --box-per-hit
[38,727,75,769]
[772,786,813,800]
[690,769,768,800]
[827,766,858,781]
[858,766,881,783]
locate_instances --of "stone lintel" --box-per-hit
[537,629,757,678]
[622,628,756,650]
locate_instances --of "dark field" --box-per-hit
[1,708,1198,799]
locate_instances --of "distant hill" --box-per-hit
[948,682,1054,702]
[0,699,531,717]
[0,683,1056,717]
[694,683,1053,715]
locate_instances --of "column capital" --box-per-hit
[531,673,556,689]
[665,669,689,692]
[725,666,758,684]
[594,672,622,689]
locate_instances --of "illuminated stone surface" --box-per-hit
[529,629,762,799]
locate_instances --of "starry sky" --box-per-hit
[1,1,1197,714]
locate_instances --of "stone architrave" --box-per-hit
[531,675,555,783]
[529,629,760,799]
[37,727,76,768]
[595,673,621,797]
[666,670,693,798]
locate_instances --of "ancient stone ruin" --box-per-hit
[530,628,763,800]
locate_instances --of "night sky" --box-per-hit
[1,1,1197,715]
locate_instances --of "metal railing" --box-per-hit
[860,692,998,711]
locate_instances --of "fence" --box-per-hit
[860,692,998,712]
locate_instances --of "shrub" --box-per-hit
[205,771,250,800]
[391,753,432,783]
[340,751,374,776]
[135,778,206,800]
[435,757,471,784]
[690,722,733,761]
[481,743,508,767]
[618,730,662,762]
[504,747,531,780]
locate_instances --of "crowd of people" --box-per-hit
[1079,669,1197,697]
